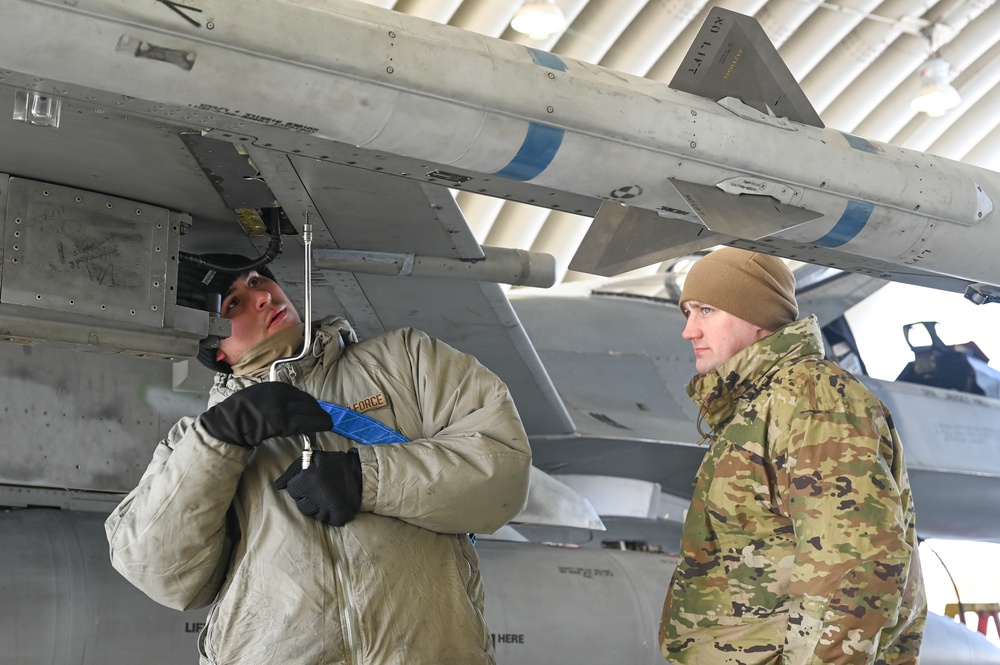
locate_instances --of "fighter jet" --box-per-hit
[2,1,1000,662]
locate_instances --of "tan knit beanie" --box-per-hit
[679,248,797,332]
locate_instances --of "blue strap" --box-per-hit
[317,399,475,544]
[317,399,409,445]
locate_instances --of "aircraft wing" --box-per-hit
[4,0,1000,305]
[1,19,592,526]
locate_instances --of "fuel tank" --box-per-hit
[3,508,998,664]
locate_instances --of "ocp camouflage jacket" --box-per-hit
[106,318,532,665]
[660,315,926,664]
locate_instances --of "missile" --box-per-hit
[2,1,998,299]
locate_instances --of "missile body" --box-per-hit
[2,0,997,291]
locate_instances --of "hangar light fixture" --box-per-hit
[911,57,961,118]
[511,0,567,40]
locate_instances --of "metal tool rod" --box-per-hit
[269,220,314,467]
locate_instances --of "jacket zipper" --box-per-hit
[461,536,491,652]
[284,363,360,664]
[333,529,362,665]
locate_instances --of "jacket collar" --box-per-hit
[686,315,824,430]
[211,316,359,401]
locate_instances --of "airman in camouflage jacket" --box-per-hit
[660,315,926,664]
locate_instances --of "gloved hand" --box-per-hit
[200,382,332,449]
[274,449,363,527]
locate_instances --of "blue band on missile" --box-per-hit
[813,200,873,247]
[527,47,567,71]
[493,122,564,181]
[841,132,882,155]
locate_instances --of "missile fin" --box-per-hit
[670,7,824,129]
[569,200,729,277]
[514,467,606,531]
[669,178,823,240]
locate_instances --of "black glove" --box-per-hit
[200,382,332,449]
[274,449,363,527]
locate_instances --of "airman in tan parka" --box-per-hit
[106,254,531,664]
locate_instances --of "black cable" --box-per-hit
[179,208,283,273]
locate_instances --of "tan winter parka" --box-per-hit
[106,318,532,664]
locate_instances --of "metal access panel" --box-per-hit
[1,175,182,328]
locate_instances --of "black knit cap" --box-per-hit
[176,253,277,374]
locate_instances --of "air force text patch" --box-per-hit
[351,392,387,414]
